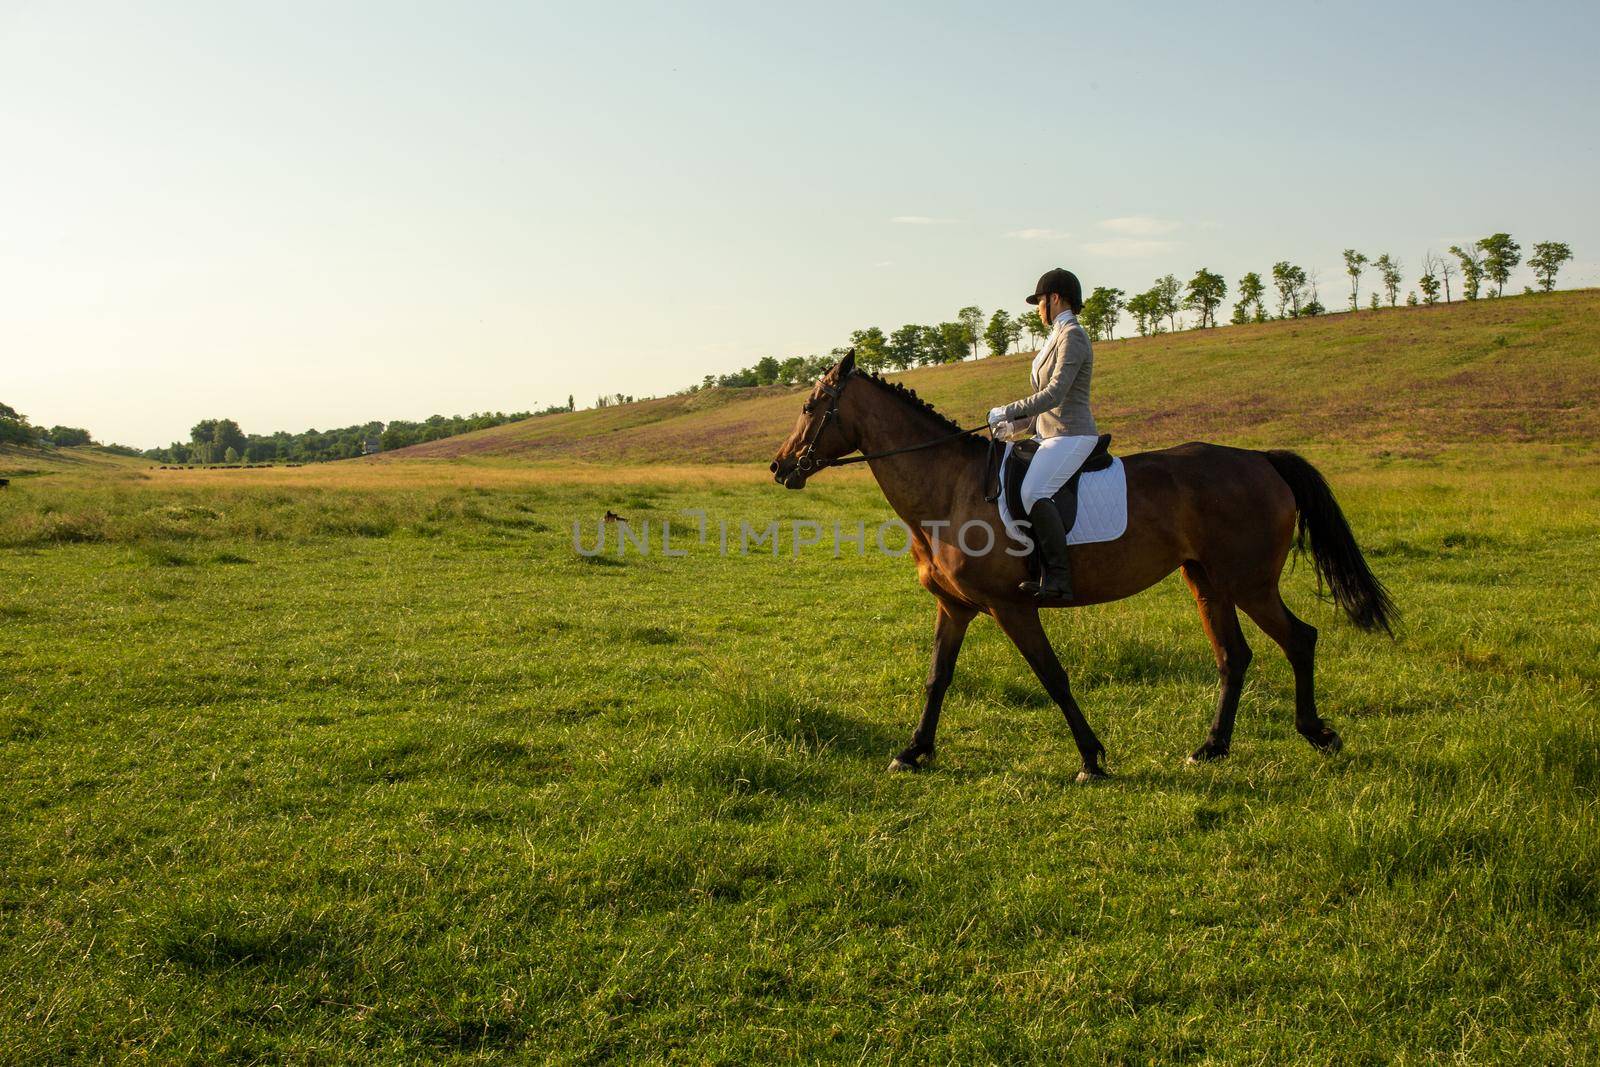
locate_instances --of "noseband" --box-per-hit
[794,376,846,472]
[793,371,991,472]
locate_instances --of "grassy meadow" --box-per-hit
[4,296,1600,1062]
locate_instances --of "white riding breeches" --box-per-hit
[1019,434,1101,513]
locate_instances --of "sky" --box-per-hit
[3,1,1598,449]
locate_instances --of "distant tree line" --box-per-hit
[691,306,1006,387]
[686,232,1575,390]
[141,404,577,464]
[0,402,141,453]
[1097,234,1570,338]
[4,395,581,463]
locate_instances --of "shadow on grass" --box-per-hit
[153,904,358,980]
[709,680,903,761]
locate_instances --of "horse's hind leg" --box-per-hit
[991,603,1108,782]
[1238,590,1341,754]
[1181,562,1252,763]
[889,599,975,773]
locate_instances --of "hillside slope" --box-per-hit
[0,445,148,479]
[387,289,1600,465]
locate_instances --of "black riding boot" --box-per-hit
[1020,498,1074,599]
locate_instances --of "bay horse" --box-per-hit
[770,352,1395,781]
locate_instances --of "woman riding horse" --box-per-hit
[988,267,1099,600]
[770,289,1396,779]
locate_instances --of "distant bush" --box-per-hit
[46,426,93,446]
[1,402,37,445]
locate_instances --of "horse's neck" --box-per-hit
[855,399,973,524]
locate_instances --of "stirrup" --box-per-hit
[1020,571,1073,599]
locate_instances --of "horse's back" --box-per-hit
[1122,440,1287,492]
[1119,441,1297,559]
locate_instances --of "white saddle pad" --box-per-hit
[997,446,1129,547]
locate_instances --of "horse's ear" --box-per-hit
[837,349,856,377]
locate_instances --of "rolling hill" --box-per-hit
[0,444,148,480]
[394,289,1596,464]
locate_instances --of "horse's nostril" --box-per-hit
[770,461,778,473]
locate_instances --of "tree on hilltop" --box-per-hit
[848,327,888,370]
[1159,274,1184,332]
[1005,309,1025,350]
[885,324,924,369]
[983,310,1015,356]
[1418,251,1446,306]
[1477,233,1521,297]
[957,306,984,359]
[1528,241,1572,292]
[776,357,808,385]
[47,426,93,446]
[1449,244,1484,300]
[1126,291,1155,336]
[1436,255,1456,303]
[1080,287,1126,341]
[1232,272,1267,324]
[1101,288,1125,339]
[0,402,35,444]
[1184,269,1227,328]
[753,356,783,385]
[1270,262,1308,318]
[1373,254,1402,306]
[1343,250,1369,311]
[916,323,968,365]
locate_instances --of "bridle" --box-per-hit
[793,371,992,473]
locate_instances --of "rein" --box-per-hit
[794,371,993,472]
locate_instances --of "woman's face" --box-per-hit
[1038,294,1057,326]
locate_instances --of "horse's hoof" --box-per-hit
[888,747,934,774]
[1187,743,1230,765]
[1075,768,1111,785]
[1311,729,1344,755]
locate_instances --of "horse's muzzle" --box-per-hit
[770,458,808,489]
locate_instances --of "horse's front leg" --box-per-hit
[991,602,1109,782]
[889,599,976,772]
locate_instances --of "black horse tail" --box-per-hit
[1263,450,1398,636]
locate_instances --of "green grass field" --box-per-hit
[3,296,1599,1062]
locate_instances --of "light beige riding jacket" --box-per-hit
[996,312,1097,438]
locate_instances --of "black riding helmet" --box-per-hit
[1026,268,1084,315]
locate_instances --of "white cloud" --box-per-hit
[1005,228,1072,241]
[889,215,948,225]
[1080,238,1180,259]
[1096,215,1182,236]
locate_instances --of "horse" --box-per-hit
[769,351,1396,782]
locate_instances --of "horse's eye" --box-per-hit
[802,402,814,414]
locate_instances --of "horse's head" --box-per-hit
[770,350,858,489]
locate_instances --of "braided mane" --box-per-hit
[853,371,963,433]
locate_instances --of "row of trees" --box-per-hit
[1081,234,1574,341]
[692,234,1576,387]
[0,402,140,453]
[1093,247,1571,337]
[4,393,589,463]
[3,397,582,463]
[142,403,577,464]
[695,306,1017,387]
[1341,236,1572,310]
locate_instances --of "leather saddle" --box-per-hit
[986,433,1113,544]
